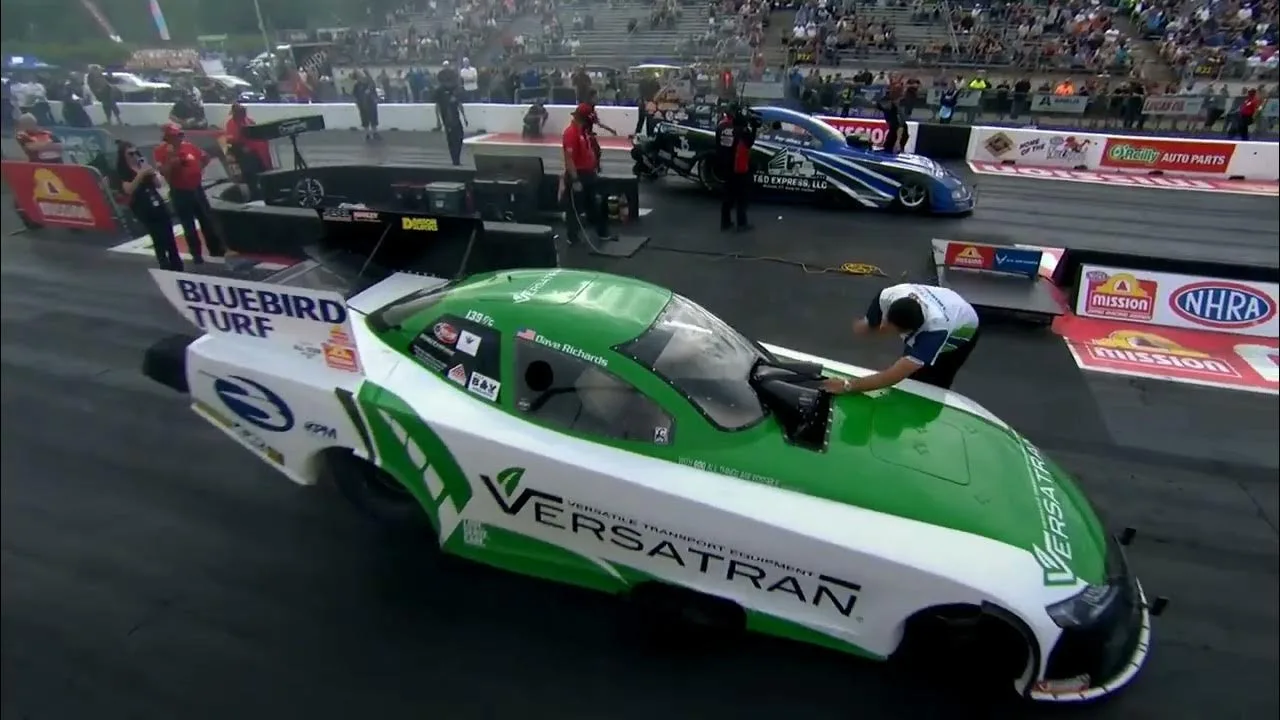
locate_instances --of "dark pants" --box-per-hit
[445,125,464,166]
[358,101,379,130]
[140,210,183,270]
[720,172,749,229]
[564,169,608,240]
[909,330,981,390]
[170,188,223,259]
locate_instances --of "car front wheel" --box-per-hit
[896,181,930,211]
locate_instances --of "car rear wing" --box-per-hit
[149,268,365,376]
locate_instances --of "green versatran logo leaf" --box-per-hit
[498,467,525,496]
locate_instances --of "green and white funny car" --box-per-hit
[142,235,1165,703]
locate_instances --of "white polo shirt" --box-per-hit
[866,283,979,366]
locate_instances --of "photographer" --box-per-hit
[116,140,183,270]
[716,104,756,232]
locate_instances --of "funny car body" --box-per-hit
[632,105,975,214]
[142,235,1163,702]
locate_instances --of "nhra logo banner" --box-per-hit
[0,161,121,232]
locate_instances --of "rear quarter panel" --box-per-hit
[185,334,370,486]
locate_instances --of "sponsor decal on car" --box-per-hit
[213,375,295,433]
[521,329,609,366]
[755,150,830,192]
[1169,281,1277,330]
[465,310,495,327]
[513,269,562,304]
[1082,271,1158,321]
[467,371,501,401]
[447,364,469,386]
[197,399,285,465]
[456,330,482,356]
[305,421,337,439]
[434,322,460,345]
[1021,440,1077,586]
[480,467,863,618]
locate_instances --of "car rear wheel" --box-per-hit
[624,583,745,648]
[892,604,1031,700]
[697,155,724,193]
[321,450,431,535]
[896,181,929,211]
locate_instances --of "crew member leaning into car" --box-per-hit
[823,283,981,394]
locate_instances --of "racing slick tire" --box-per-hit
[696,154,724,193]
[321,450,431,536]
[894,180,930,212]
[890,604,1032,700]
[624,583,745,649]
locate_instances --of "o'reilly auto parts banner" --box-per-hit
[1076,265,1279,339]
[967,127,1105,168]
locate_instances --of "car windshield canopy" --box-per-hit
[621,295,767,430]
[805,116,849,145]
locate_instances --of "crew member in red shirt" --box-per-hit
[716,103,756,232]
[154,123,224,262]
[224,103,273,186]
[1231,88,1262,141]
[15,113,64,163]
[561,103,615,245]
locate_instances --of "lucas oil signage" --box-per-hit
[1076,265,1279,339]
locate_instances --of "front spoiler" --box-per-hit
[1026,528,1167,703]
[1027,580,1153,703]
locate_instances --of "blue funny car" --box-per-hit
[634,106,975,214]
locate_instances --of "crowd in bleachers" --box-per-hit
[1135,0,1278,80]
[687,0,768,65]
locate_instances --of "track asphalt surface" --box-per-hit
[3,128,1277,720]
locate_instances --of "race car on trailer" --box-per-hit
[632,105,975,214]
[142,208,1163,702]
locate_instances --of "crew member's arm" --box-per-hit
[197,145,213,169]
[595,118,618,135]
[852,290,889,335]
[826,330,948,394]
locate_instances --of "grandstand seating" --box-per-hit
[544,1,713,64]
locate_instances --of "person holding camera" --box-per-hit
[716,105,756,232]
[116,140,183,271]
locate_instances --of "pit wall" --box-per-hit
[964,125,1278,181]
[43,101,920,154]
[43,100,1276,179]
